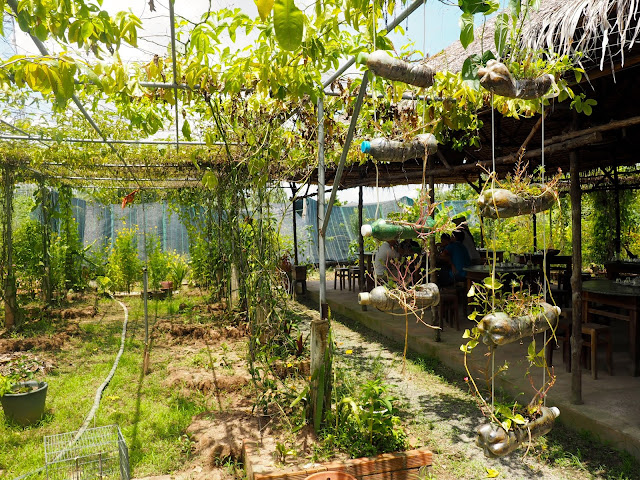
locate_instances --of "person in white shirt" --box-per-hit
[373,239,399,282]
[453,216,481,263]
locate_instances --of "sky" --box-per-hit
[5,0,470,205]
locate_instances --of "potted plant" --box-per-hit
[462,275,561,457]
[0,373,48,426]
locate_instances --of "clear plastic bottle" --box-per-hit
[358,284,440,311]
[361,218,435,242]
[361,133,437,163]
[359,50,434,88]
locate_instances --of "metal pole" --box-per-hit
[614,165,621,258]
[168,0,180,151]
[533,213,537,251]
[0,134,228,146]
[323,74,369,233]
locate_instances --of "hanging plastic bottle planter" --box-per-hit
[476,406,560,458]
[358,284,440,312]
[358,50,435,88]
[361,133,438,163]
[476,185,558,219]
[477,60,555,100]
[476,303,561,347]
[361,218,435,242]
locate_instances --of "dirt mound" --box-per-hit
[0,322,79,353]
[156,321,248,342]
[56,306,97,319]
[162,367,250,396]
[187,411,258,467]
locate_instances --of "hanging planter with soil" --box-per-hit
[476,302,561,347]
[476,185,557,219]
[358,50,435,88]
[476,406,560,458]
[358,284,440,312]
[1,380,48,426]
[477,60,555,100]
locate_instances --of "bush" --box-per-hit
[107,224,141,293]
[169,252,189,288]
[146,233,171,291]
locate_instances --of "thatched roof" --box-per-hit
[427,0,640,74]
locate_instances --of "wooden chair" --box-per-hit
[334,266,349,290]
[439,289,459,331]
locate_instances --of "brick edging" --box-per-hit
[243,441,432,480]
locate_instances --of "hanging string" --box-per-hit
[541,101,547,406]
[490,93,496,413]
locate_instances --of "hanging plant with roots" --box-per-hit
[462,275,561,458]
[476,160,561,219]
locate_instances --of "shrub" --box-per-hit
[107,224,141,293]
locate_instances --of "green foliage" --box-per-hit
[146,233,171,291]
[322,379,407,458]
[169,252,190,289]
[0,375,14,397]
[273,0,304,51]
[13,218,43,295]
[107,223,141,293]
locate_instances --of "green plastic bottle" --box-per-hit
[361,218,435,241]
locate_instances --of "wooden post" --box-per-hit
[358,186,366,299]
[290,183,299,266]
[570,149,584,405]
[311,96,331,431]
[428,166,441,342]
[2,164,18,328]
[614,166,621,258]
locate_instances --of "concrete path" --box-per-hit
[305,279,640,459]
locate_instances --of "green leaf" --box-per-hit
[202,171,218,189]
[273,0,304,51]
[483,277,503,290]
[494,13,509,56]
[467,284,476,297]
[486,467,500,478]
[509,0,521,17]
[459,13,474,49]
[256,0,275,20]
[462,328,472,338]
[181,120,192,141]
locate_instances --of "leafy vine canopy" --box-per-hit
[0,0,590,185]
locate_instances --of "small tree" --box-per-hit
[146,233,170,291]
[107,224,141,293]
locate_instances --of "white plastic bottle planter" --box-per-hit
[478,60,555,100]
[477,303,560,347]
[358,284,440,312]
[476,406,560,458]
[477,186,557,219]
[359,50,435,88]
[361,133,437,163]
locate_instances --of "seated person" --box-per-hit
[453,216,481,264]
[373,239,399,283]
[438,231,471,286]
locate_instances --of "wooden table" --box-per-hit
[582,279,640,376]
[477,249,504,264]
[464,264,541,291]
[604,261,640,280]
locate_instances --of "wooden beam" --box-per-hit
[428,131,603,177]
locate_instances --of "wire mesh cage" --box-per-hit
[44,425,130,480]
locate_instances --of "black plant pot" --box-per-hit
[1,381,48,426]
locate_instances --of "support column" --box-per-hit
[428,167,441,342]
[2,164,18,328]
[570,149,583,405]
[614,166,621,258]
[291,183,299,266]
[358,186,366,297]
[311,96,331,431]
